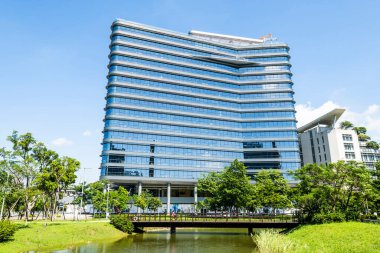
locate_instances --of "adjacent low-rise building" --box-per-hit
[298,108,380,168]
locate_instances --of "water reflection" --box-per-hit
[45,228,256,253]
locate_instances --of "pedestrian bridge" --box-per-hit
[125,213,300,234]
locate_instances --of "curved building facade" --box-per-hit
[100,19,300,212]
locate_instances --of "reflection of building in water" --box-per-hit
[100,19,300,212]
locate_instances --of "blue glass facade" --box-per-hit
[101,19,301,183]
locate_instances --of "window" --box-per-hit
[344,143,354,150]
[343,134,353,141]
[345,152,356,160]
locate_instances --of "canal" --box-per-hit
[44,228,257,253]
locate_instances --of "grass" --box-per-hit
[0,220,126,253]
[287,222,380,253]
[253,230,297,253]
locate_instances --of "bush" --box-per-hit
[359,213,378,221]
[253,230,297,253]
[110,215,134,234]
[0,221,17,242]
[312,212,346,224]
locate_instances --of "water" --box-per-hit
[46,228,256,253]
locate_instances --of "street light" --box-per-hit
[79,168,90,220]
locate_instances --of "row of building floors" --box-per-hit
[99,20,379,211]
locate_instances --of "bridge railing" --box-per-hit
[123,212,299,223]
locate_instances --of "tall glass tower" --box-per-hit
[100,19,300,211]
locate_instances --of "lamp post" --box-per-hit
[105,183,110,219]
[79,168,90,220]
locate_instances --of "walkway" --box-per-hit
[126,213,299,234]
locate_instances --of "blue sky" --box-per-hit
[1,0,380,182]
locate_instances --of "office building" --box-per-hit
[298,108,380,168]
[100,19,300,212]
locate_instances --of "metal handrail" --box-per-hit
[123,212,299,223]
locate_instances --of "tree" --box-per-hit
[369,162,380,215]
[6,131,38,223]
[0,131,81,222]
[109,186,130,213]
[366,141,380,150]
[88,180,109,214]
[197,159,253,213]
[133,191,150,213]
[35,155,80,220]
[340,121,354,130]
[253,170,291,214]
[291,161,373,222]
[147,196,162,214]
[354,127,367,135]
[358,133,371,142]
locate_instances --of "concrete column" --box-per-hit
[137,182,142,195]
[167,183,171,215]
[194,185,198,204]
[137,182,142,213]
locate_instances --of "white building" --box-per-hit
[360,142,380,169]
[298,109,363,166]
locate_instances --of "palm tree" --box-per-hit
[340,121,354,129]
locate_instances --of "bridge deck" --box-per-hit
[125,213,299,232]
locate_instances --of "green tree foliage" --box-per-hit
[147,196,162,213]
[0,131,80,222]
[198,159,253,212]
[253,170,291,213]
[353,126,367,135]
[370,162,380,215]
[291,161,373,222]
[339,121,354,130]
[358,133,371,141]
[132,191,150,213]
[110,187,131,213]
[35,156,80,220]
[85,181,130,215]
[366,141,380,150]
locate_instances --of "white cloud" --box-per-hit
[51,137,73,147]
[296,101,380,141]
[82,130,92,137]
[295,101,342,128]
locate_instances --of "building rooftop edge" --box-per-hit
[189,30,264,44]
[297,108,346,133]
[112,18,288,49]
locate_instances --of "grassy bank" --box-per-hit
[287,222,380,253]
[0,220,126,253]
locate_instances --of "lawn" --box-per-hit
[287,222,380,253]
[0,220,126,253]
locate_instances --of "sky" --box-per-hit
[0,0,379,182]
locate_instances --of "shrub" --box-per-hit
[312,212,346,224]
[253,230,297,253]
[359,213,378,221]
[0,221,17,242]
[110,215,134,234]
